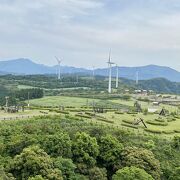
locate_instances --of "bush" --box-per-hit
[174,129,180,133]
[155,118,165,122]
[75,114,92,119]
[112,166,154,180]
[114,111,124,114]
[146,120,168,126]
[121,123,138,129]
[144,128,162,134]
[96,118,114,124]
[162,130,174,134]
[55,110,70,114]
[122,119,134,124]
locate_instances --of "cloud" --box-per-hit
[0,0,179,71]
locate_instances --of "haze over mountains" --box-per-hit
[0,58,180,82]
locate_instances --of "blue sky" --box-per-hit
[0,0,180,71]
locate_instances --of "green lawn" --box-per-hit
[28,96,100,107]
[18,85,36,89]
[27,95,180,136]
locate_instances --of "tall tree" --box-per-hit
[121,147,161,180]
[72,132,99,167]
[112,166,154,180]
[7,146,63,180]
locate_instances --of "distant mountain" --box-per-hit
[0,59,53,74]
[138,78,180,94]
[120,78,180,94]
[95,65,180,82]
[0,58,180,82]
[0,58,89,75]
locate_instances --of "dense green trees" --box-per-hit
[41,133,72,158]
[168,167,180,180]
[0,116,179,179]
[72,132,99,166]
[121,147,161,180]
[54,157,77,179]
[112,166,154,180]
[15,88,44,101]
[8,146,63,180]
[98,135,123,169]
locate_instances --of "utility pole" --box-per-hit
[27,92,30,107]
[5,96,9,112]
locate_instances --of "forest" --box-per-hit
[0,115,179,180]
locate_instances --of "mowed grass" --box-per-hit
[27,95,180,136]
[18,85,36,89]
[28,96,100,107]
[0,109,56,119]
[84,112,180,137]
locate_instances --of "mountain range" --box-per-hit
[0,58,180,82]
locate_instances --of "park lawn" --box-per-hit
[86,112,180,136]
[0,109,54,118]
[18,85,36,89]
[28,96,100,107]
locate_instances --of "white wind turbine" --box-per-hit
[55,56,62,80]
[107,49,115,93]
[92,66,95,79]
[136,70,139,85]
[116,64,119,88]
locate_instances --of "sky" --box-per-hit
[0,0,180,71]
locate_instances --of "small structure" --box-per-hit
[6,106,18,113]
[93,106,105,113]
[133,118,147,128]
[148,108,158,113]
[153,101,160,106]
[59,105,65,111]
[159,108,166,116]
[134,101,142,113]
[135,89,142,94]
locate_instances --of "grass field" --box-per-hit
[18,85,36,89]
[28,96,100,107]
[18,95,180,136]
[0,109,56,119]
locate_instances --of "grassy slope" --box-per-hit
[28,96,100,107]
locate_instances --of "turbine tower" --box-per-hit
[116,64,119,88]
[92,66,95,79]
[55,56,62,80]
[136,71,139,85]
[107,49,114,93]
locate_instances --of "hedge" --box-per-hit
[114,111,124,114]
[122,119,134,124]
[54,110,70,114]
[121,123,138,129]
[144,128,162,134]
[155,118,165,123]
[174,129,180,133]
[96,118,114,124]
[162,130,174,134]
[75,114,92,119]
[167,118,176,122]
[146,120,168,126]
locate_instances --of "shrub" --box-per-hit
[121,123,138,129]
[144,128,162,134]
[122,119,134,124]
[146,120,168,126]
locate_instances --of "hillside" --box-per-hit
[138,78,180,94]
[0,59,180,82]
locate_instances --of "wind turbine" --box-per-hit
[107,49,115,93]
[136,70,139,85]
[55,56,62,80]
[116,64,119,88]
[92,66,95,79]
